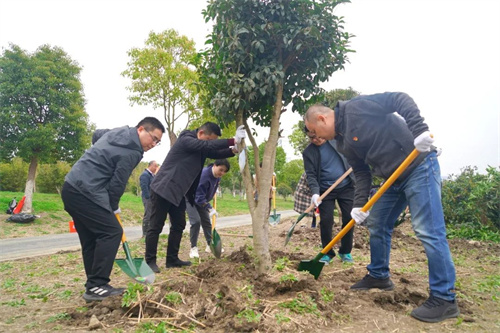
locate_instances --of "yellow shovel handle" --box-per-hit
[115,213,126,243]
[321,148,421,255]
[212,194,217,231]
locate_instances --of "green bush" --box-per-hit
[442,166,500,239]
[36,162,71,194]
[0,157,28,191]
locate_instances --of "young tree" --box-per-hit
[122,30,200,147]
[200,0,353,273]
[0,44,92,213]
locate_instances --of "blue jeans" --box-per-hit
[366,152,456,301]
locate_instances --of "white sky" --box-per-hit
[1,0,499,177]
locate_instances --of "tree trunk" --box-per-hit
[169,131,177,148]
[237,84,284,274]
[22,155,38,214]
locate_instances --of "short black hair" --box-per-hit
[136,117,165,133]
[198,122,221,136]
[214,158,230,172]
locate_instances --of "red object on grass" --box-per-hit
[69,221,77,233]
[12,196,26,214]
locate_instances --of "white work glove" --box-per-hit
[351,207,369,224]
[436,147,442,157]
[311,194,321,207]
[209,208,218,219]
[113,208,121,214]
[414,131,434,152]
[234,125,246,144]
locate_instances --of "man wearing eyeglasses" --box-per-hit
[61,117,165,302]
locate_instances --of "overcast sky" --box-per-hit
[1,0,499,177]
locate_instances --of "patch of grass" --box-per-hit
[164,291,182,305]
[2,298,26,307]
[45,312,70,323]
[279,294,320,316]
[236,308,261,323]
[275,312,291,324]
[320,287,334,302]
[122,283,146,307]
[279,274,298,283]
[274,257,291,272]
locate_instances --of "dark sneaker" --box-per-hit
[166,259,192,268]
[147,262,160,273]
[83,284,124,302]
[411,295,459,323]
[350,274,394,291]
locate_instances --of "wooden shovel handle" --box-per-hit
[304,167,353,215]
[115,213,126,243]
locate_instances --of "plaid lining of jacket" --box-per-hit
[294,172,313,216]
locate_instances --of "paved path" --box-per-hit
[0,210,297,261]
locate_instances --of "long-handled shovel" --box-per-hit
[268,175,281,225]
[210,195,222,258]
[285,167,353,246]
[298,149,421,279]
[114,214,155,284]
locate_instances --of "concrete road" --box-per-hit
[0,210,297,261]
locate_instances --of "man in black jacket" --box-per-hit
[145,122,245,272]
[302,131,355,264]
[62,117,165,302]
[139,161,158,237]
[304,92,458,323]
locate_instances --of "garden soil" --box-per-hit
[0,216,499,332]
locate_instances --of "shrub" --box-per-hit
[442,166,499,237]
[0,157,28,191]
[36,162,71,194]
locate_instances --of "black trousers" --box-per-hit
[61,182,122,289]
[319,183,355,257]
[145,190,187,264]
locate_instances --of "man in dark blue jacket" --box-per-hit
[303,133,355,264]
[139,161,158,237]
[62,117,164,302]
[304,92,458,323]
[145,123,245,272]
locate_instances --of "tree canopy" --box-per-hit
[122,30,200,147]
[0,44,92,212]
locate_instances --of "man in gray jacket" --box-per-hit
[304,92,458,323]
[62,117,164,302]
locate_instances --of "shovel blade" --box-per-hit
[298,256,325,280]
[284,213,307,246]
[268,210,281,225]
[211,229,222,259]
[115,257,155,284]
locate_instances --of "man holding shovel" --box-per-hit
[304,92,458,323]
[145,123,244,272]
[302,129,355,264]
[61,117,165,302]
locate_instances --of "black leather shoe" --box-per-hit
[166,259,192,268]
[147,262,160,273]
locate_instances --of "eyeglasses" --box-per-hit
[146,130,161,145]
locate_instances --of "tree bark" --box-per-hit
[237,84,284,274]
[22,155,38,214]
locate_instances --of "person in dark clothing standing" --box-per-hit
[61,117,165,302]
[304,92,458,323]
[303,129,355,264]
[187,159,230,258]
[145,122,245,272]
[139,160,159,237]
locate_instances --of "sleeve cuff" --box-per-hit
[227,138,235,146]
